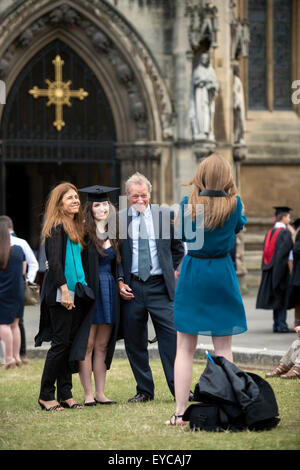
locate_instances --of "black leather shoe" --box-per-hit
[128,393,153,403]
[276,328,294,333]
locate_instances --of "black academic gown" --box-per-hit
[35,225,68,346]
[35,225,92,373]
[287,231,300,308]
[68,236,122,372]
[183,356,280,432]
[256,227,293,310]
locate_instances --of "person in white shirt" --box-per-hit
[0,216,38,363]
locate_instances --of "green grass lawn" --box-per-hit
[0,358,299,450]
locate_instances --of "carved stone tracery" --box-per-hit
[230,1,250,61]
[185,1,219,52]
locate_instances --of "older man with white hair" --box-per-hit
[118,173,185,402]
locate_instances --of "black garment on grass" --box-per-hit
[183,356,280,432]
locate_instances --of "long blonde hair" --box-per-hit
[186,153,238,230]
[42,182,84,245]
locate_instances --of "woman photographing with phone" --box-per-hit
[166,153,248,426]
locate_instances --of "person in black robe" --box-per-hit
[287,218,300,327]
[76,185,121,406]
[256,206,293,333]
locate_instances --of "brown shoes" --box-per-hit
[266,363,300,379]
[265,363,290,378]
[280,365,300,379]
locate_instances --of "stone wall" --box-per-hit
[241,165,300,218]
[111,0,176,90]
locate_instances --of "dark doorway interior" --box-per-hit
[5,161,118,252]
[1,39,117,252]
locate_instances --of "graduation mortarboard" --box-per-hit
[78,185,119,202]
[293,218,300,230]
[273,206,292,216]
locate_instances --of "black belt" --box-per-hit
[188,253,229,259]
[131,274,163,282]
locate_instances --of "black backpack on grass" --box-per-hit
[183,356,280,432]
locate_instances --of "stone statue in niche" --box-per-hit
[189,51,219,141]
[233,65,246,145]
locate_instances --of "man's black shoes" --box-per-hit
[128,392,153,403]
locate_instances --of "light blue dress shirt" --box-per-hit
[130,205,162,276]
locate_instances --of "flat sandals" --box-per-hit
[165,413,187,426]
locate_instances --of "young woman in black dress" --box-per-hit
[78,187,121,406]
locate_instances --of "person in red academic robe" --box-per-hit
[256,207,294,333]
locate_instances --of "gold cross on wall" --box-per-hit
[29,55,88,131]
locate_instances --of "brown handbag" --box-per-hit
[24,280,40,306]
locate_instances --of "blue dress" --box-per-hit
[92,246,116,325]
[0,245,25,324]
[174,195,247,337]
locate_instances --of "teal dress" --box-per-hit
[174,195,247,337]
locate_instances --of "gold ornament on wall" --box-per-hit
[29,55,88,131]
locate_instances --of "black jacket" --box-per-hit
[117,205,185,301]
[35,225,68,346]
[35,227,122,372]
[183,356,280,432]
[70,235,122,370]
[256,228,293,310]
[288,230,300,308]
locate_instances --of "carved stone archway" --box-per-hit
[0,0,174,202]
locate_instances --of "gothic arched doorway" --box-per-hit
[1,40,117,249]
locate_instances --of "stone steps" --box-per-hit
[245,111,300,163]
[240,111,300,288]
[246,143,300,159]
[246,132,300,144]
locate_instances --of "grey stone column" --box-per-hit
[116,143,161,203]
[172,0,195,203]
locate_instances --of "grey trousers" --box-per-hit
[121,276,177,398]
[281,338,300,367]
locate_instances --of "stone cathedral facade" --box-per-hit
[0,0,299,290]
